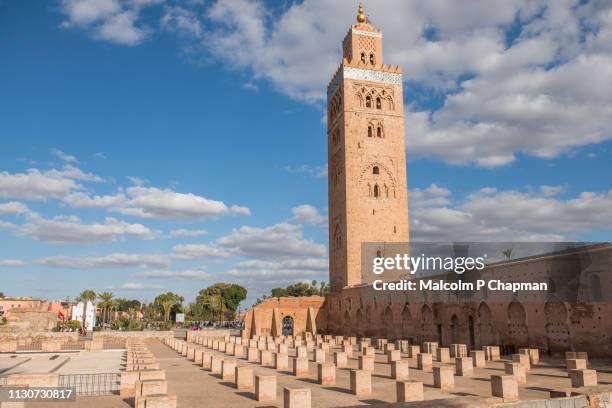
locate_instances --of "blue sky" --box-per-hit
[0,0,611,306]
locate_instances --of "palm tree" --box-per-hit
[503,248,514,260]
[97,292,114,325]
[76,289,96,331]
[155,293,182,322]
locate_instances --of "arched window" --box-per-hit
[370,53,376,65]
[368,126,373,137]
[376,250,382,258]
[360,52,366,64]
[373,184,379,197]
[376,97,382,109]
[372,166,379,175]
[590,274,602,301]
[377,126,382,137]
[334,225,342,249]
[365,95,371,108]
[384,184,389,197]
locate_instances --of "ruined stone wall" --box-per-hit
[325,245,612,357]
[242,296,325,339]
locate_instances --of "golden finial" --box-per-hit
[357,1,366,23]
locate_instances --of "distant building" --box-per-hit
[71,301,96,331]
[0,297,71,321]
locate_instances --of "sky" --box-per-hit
[0,0,611,307]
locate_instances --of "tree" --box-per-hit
[196,283,247,323]
[65,320,81,331]
[154,292,183,322]
[76,289,96,330]
[264,281,329,299]
[187,301,212,321]
[115,298,141,321]
[503,248,514,260]
[318,281,329,296]
[0,292,4,298]
[97,292,114,324]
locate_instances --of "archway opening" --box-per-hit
[282,316,294,336]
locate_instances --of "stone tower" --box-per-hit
[327,3,409,292]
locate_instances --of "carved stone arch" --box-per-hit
[385,95,394,111]
[450,314,461,344]
[401,304,414,339]
[357,162,397,188]
[421,304,435,342]
[508,301,529,348]
[365,304,373,335]
[544,300,570,354]
[356,308,365,336]
[354,92,363,108]
[333,224,342,250]
[382,306,394,339]
[343,310,351,336]
[477,302,495,346]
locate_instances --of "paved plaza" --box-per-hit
[4,337,611,407]
[0,350,122,376]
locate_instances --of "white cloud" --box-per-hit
[60,0,153,46]
[0,220,18,231]
[0,169,79,200]
[51,165,103,183]
[62,192,126,208]
[540,185,565,197]
[169,228,208,237]
[127,176,149,186]
[51,148,78,163]
[0,260,26,267]
[161,5,203,38]
[410,184,612,241]
[19,214,154,244]
[116,282,163,291]
[409,184,452,208]
[135,268,211,280]
[38,253,170,269]
[115,186,251,219]
[0,202,30,216]
[292,204,327,227]
[407,53,612,167]
[203,0,612,166]
[57,1,612,166]
[285,164,327,179]
[60,0,121,26]
[233,258,329,275]
[217,222,326,258]
[96,11,147,45]
[171,243,231,260]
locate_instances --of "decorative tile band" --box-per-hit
[352,29,383,38]
[343,67,402,85]
[328,66,402,96]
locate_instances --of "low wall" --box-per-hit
[92,331,173,341]
[6,374,60,387]
[0,332,79,341]
[186,329,231,343]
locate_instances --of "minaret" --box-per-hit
[327,2,409,292]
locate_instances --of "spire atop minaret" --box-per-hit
[356,1,366,23]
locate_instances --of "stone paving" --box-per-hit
[158,337,612,407]
[0,350,123,376]
[7,336,612,408]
